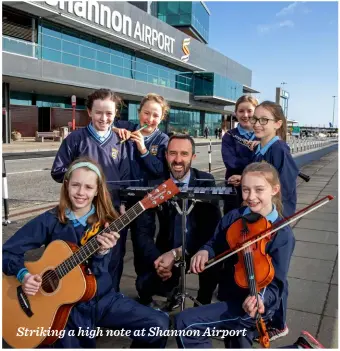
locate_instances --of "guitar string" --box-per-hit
[40,201,143,286]
[40,187,173,285]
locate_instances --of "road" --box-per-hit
[3,145,224,214]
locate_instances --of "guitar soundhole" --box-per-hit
[41,270,60,293]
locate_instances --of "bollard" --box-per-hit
[208,139,212,173]
[2,158,11,225]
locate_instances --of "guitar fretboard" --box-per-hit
[55,202,144,278]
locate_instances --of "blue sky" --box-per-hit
[206,1,338,127]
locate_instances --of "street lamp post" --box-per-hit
[332,95,337,128]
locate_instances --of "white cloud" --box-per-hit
[257,20,294,34]
[276,2,311,17]
[279,20,294,28]
[276,2,299,17]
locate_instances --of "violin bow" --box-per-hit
[201,195,334,271]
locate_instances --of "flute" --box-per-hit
[120,124,148,144]
[226,131,311,182]
[226,131,253,150]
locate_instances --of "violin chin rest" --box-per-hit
[242,212,263,223]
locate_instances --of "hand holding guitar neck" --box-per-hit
[120,124,148,144]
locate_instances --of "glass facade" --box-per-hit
[168,108,200,135]
[10,91,86,109]
[36,21,192,92]
[205,112,222,136]
[128,102,140,125]
[192,2,209,43]
[157,2,209,43]
[10,91,33,106]
[194,73,243,102]
[3,8,246,138]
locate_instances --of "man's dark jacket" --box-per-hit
[131,168,222,274]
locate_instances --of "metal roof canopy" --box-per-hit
[243,85,260,94]
[194,95,236,106]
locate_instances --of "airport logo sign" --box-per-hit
[181,38,191,63]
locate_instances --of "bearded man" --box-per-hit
[132,135,222,310]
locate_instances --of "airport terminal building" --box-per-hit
[2,1,259,141]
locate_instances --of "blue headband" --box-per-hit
[66,162,101,179]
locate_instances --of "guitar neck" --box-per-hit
[55,201,145,278]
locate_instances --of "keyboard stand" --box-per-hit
[171,198,203,311]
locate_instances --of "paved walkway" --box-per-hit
[2,150,338,348]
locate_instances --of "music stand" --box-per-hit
[170,196,203,311]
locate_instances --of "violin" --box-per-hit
[226,213,274,290]
[226,212,273,348]
[195,195,334,348]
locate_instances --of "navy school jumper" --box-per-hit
[252,138,299,330]
[253,139,299,218]
[221,128,256,213]
[50,125,131,292]
[221,127,255,180]
[2,209,169,349]
[51,125,130,201]
[174,207,295,348]
[114,120,169,187]
[114,120,169,291]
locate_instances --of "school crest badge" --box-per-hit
[111,147,119,159]
[150,145,158,155]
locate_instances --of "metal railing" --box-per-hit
[288,137,338,154]
[2,35,38,58]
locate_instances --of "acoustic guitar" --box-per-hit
[3,179,179,349]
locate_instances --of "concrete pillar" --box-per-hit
[2,82,11,144]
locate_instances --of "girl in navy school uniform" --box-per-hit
[222,95,259,215]
[228,100,299,218]
[174,162,295,349]
[112,94,170,282]
[3,157,169,349]
[51,89,131,292]
[228,101,299,340]
[112,93,170,187]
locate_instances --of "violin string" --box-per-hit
[204,197,332,273]
[242,227,260,321]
